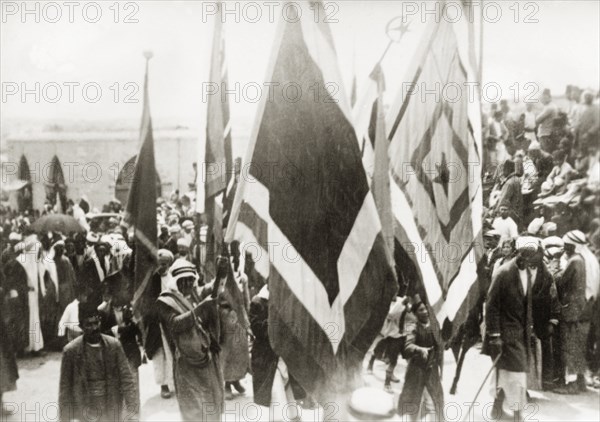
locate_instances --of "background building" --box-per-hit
[1,119,199,211]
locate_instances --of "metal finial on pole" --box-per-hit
[143,50,154,61]
[376,15,412,67]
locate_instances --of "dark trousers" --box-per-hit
[553,325,565,384]
[541,336,555,387]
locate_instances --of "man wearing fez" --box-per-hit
[485,237,541,421]
[156,259,225,422]
[58,302,138,422]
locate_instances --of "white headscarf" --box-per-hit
[563,231,600,300]
[167,258,198,292]
[43,241,62,301]
[16,235,47,297]
[578,243,600,300]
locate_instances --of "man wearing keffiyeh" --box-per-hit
[554,230,598,394]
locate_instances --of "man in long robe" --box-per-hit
[156,259,224,422]
[53,241,77,316]
[2,247,30,354]
[143,249,175,398]
[530,249,561,391]
[1,272,19,410]
[40,235,60,350]
[554,230,591,394]
[198,248,251,400]
[15,235,45,353]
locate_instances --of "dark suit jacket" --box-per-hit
[58,334,138,422]
[485,258,533,372]
[531,263,561,338]
[80,258,106,308]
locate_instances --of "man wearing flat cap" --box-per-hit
[485,237,552,420]
[554,230,590,394]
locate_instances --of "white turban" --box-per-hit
[515,236,540,253]
[157,249,174,263]
[177,237,191,248]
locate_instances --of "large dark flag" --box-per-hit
[125,54,158,317]
[386,0,483,340]
[201,5,232,279]
[225,0,396,399]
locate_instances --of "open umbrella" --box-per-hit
[30,214,86,234]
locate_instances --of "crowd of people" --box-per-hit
[361,86,600,420]
[0,184,272,421]
[477,87,600,419]
[0,85,598,421]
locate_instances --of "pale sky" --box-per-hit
[2,0,599,155]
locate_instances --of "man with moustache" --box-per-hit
[58,302,138,422]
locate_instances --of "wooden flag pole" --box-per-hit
[359,15,412,159]
[462,353,501,422]
[479,0,485,85]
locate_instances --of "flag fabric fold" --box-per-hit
[125,57,158,318]
[386,0,483,340]
[225,0,396,399]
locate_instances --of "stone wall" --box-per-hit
[2,127,198,211]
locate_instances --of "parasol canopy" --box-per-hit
[30,214,86,234]
[1,179,30,191]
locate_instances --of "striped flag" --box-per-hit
[202,5,233,279]
[125,54,158,317]
[386,0,483,340]
[225,0,396,398]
